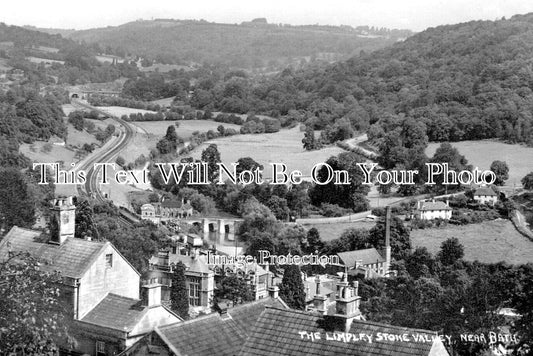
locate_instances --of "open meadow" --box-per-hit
[190,127,345,179]
[135,120,240,139]
[426,141,533,186]
[410,219,533,265]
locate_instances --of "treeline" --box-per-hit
[88,95,162,111]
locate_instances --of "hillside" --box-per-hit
[195,13,533,146]
[65,19,411,69]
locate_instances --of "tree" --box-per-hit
[303,227,324,254]
[215,275,254,306]
[115,155,126,167]
[201,144,221,183]
[170,262,189,319]
[437,237,464,266]
[279,265,306,310]
[490,160,509,186]
[0,168,36,232]
[0,253,71,354]
[74,199,98,240]
[302,126,317,150]
[522,172,533,190]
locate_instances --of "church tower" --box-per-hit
[49,196,76,245]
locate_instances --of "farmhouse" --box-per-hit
[473,186,498,206]
[0,196,181,356]
[417,200,452,220]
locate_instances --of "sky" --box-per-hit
[3,0,533,32]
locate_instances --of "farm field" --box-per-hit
[426,141,533,186]
[135,120,240,139]
[410,219,533,265]
[190,127,345,179]
[65,122,99,148]
[95,106,157,117]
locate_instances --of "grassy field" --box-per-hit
[426,141,533,186]
[411,219,533,265]
[190,127,345,179]
[135,120,240,139]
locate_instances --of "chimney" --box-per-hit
[384,206,392,276]
[49,195,76,245]
[313,275,327,315]
[141,283,162,307]
[334,281,361,332]
[268,285,279,299]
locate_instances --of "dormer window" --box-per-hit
[105,253,113,268]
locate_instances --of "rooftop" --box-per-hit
[0,226,108,279]
[239,307,448,356]
[474,186,497,196]
[338,248,385,267]
[154,297,287,356]
[419,201,452,211]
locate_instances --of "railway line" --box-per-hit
[71,99,140,225]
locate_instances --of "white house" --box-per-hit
[417,200,452,220]
[473,186,498,206]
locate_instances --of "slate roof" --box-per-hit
[338,248,385,267]
[0,226,107,278]
[304,277,335,302]
[474,187,497,196]
[419,201,451,211]
[153,297,287,356]
[80,293,149,332]
[170,254,212,274]
[239,307,447,356]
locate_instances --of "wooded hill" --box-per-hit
[250,13,533,145]
[63,19,411,69]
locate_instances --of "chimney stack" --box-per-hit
[49,195,76,245]
[268,285,279,299]
[384,206,392,276]
[334,281,361,332]
[313,275,327,315]
[141,283,162,307]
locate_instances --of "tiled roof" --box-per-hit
[419,201,451,211]
[169,254,212,274]
[474,187,497,196]
[80,293,148,331]
[239,307,447,356]
[155,297,287,356]
[0,226,107,278]
[338,248,385,267]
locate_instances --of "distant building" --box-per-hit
[417,200,452,220]
[337,206,393,279]
[0,196,181,356]
[473,186,498,206]
[141,198,193,223]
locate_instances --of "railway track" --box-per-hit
[72,99,140,226]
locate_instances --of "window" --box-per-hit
[105,253,113,268]
[189,277,201,306]
[96,341,106,356]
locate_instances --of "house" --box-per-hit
[0,196,181,356]
[417,200,452,220]
[304,274,336,314]
[117,290,288,356]
[141,198,194,223]
[473,186,498,206]
[337,206,392,279]
[239,281,449,356]
[147,250,215,313]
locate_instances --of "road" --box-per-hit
[71,99,139,225]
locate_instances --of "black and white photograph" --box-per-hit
[1,1,533,355]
